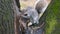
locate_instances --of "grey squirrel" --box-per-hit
[14,0,51,34]
[15,0,51,26]
[21,0,51,26]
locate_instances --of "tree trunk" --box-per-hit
[0,0,21,34]
[0,0,14,34]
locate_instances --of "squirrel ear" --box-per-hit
[34,0,51,14]
[34,0,52,19]
[34,0,43,14]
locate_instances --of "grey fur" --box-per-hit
[21,7,39,25]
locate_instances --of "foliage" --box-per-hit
[45,0,60,34]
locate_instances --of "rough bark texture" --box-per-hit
[0,0,21,34]
[0,0,14,34]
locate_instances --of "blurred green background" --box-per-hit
[45,0,60,34]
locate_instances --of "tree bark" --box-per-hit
[0,0,14,34]
[0,0,21,34]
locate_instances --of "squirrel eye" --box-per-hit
[24,14,27,16]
